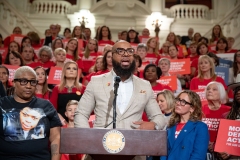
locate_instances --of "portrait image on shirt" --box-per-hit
[2,107,46,141]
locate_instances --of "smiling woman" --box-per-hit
[0,66,62,160]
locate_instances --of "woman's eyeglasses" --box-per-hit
[13,79,38,86]
[175,98,193,106]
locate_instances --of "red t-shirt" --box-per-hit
[175,123,186,139]
[190,76,227,90]
[80,52,101,74]
[50,85,86,110]
[66,54,84,70]
[226,49,238,53]
[186,54,199,63]
[202,104,231,142]
[145,53,161,65]
[98,40,115,45]
[28,61,55,70]
[35,92,50,100]
[152,83,172,98]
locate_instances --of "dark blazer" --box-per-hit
[0,81,6,98]
[161,121,209,160]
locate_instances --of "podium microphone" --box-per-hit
[113,76,121,129]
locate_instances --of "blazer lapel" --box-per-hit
[102,71,122,116]
[169,121,196,155]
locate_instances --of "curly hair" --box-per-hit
[227,86,240,120]
[168,90,203,128]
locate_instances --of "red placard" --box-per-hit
[78,39,83,54]
[214,119,240,156]
[0,47,8,62]
[47,67,62,84]
[193,89,208,106]
[98,44,105,54]
[157,75,177,90]
[139,36,150,44]
[2,65,19,82]
[10,34,25,45]
[169,58,191,75]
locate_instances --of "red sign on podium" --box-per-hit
[214,119,240,156]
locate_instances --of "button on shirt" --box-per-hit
[113,73,133,114]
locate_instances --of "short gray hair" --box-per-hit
[205,81,227,104]
[14,66,37,79]
[158,58,170,66]
[38,46,53,59]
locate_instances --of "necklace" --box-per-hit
[66,85,74,93]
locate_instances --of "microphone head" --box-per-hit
[114,76,121,83]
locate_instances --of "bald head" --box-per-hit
[142,28,150,36]
[188,28,194,36]
[112,40,131,51]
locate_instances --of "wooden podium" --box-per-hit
[60,128,167,160]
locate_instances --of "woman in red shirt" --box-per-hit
[34,66,51,100]
[202,81,230,158]
[143,64,172,98]
[80,39,101,75]
[65,38,84,73]
[209,24,226,46]
[28,46,55,70]
[97,26,115,45]
[50,61,86,120]
[215,38,228,54]
[190,55,227,90]
[146,37,160,64]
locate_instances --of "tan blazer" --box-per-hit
[74,71,166,130]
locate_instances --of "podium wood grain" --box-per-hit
[60,128,167,157]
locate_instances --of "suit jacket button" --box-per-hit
[182,146,185,149]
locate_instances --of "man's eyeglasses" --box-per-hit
[14,79,38,86]
[113,48,135,56]
[175,98,193,106]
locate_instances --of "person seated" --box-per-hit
[181,27,194,48]
[209,24,226,46]
[3,26,22,47]
[50,61,86,120]
[215,38,228,54]
[159,41,170,58]
[146,37,161,64]
[4,51,24,66]
[28,46,55,70]
[186,41,199,62]
[97,26,115,45]
[21,45,35,65]
[126,27,140,45]
[143,64,172,97]
[227,37,238,53]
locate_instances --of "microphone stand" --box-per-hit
[113,77,120,129]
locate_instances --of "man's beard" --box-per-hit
[112,59,136,79]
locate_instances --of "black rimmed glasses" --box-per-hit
[175,98,193,106]
[14,79,38,86]
[113,48,135,56]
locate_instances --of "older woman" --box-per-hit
[0,66,61,159]
[28,46,55,69]
[50,61,86,120]
[202,82,230,159]
[190,55,227,90]
[161,90,209,160]
[158,58,182,96]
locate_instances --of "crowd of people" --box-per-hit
[0,23,239,160]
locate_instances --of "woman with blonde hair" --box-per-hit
[146,37,160,64]
[161,90,209,160]
[50,61,86,120]
[190,55,227,90]
[54,48,66,68]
